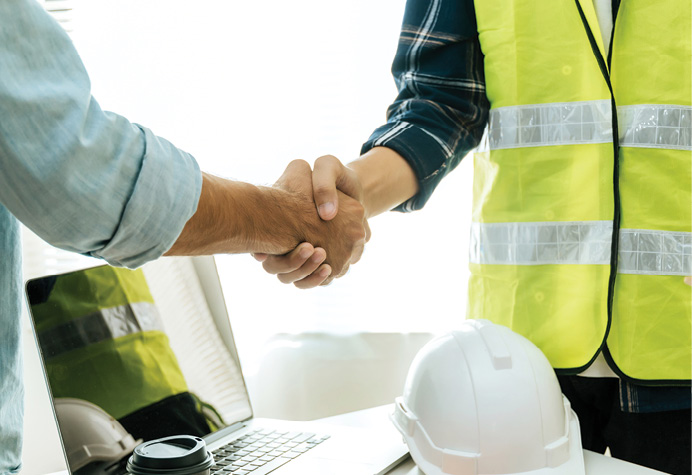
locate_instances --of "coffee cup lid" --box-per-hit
[126,435,213,475]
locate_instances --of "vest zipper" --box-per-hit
[571,0,621,377]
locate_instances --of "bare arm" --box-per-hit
[315,147,419,220]
[167,162,368,283]
[166,173,306,256]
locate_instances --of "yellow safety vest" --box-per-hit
[470,0,691,383]
[32,266,188,419]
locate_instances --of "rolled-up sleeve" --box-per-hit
[361,0,489,212]
[0,0,202,268]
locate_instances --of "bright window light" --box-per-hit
[24,0,474,361]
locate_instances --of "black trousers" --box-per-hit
[558,375,691,475]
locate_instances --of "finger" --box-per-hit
[336,263,350,279]
[685,276,692,286]
[252,253,268,262]
[294,264,332,290]
[262,242,314,275]
[349,240,366,265]
[319,263,348,287]
[277,248,327,284]
[312,156,342,220]
[313,155,361,221]
[349,219,369,265]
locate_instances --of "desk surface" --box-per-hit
[46,405,667,475]
[318,405,668,475]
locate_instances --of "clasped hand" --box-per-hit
[255,156,367,289]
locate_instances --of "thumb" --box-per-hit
[313,155,361,220]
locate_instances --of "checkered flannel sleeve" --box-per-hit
[362,0,489,211]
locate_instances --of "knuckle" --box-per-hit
[289,252,305,267]
[311,249,327,264]
[314,183,335,196]
[344,200,365,219]
[349,226,366,243]
[289,158,310,168]
[315,155,339,167]
[337,264,350,278]
[262,260,277,274]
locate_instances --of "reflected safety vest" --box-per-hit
[33,266,188,419]
[470,0,691,383]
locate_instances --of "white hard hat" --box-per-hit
[391,319,585,475]
[53,398,142,471]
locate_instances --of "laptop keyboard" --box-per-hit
[211,428,331,475]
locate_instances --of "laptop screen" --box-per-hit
[25,257,253,473]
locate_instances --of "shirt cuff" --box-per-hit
[91,126,202,268]
[361,122,459,212]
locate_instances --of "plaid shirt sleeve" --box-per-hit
[361,0,489,212]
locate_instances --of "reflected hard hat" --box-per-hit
[391,319,585,475]
[54,398,142,471]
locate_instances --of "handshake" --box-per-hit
[168,147,417,287]
[252,156,370,289]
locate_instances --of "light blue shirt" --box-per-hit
[0,1,202,472]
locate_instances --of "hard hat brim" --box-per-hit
[391,402,585,475]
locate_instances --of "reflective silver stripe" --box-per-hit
[618,104,692,151]
[38,302,164,359]
[486,100,613,150]
[619,229,692,275]
[469,221,613,265]
[469,222,691,275]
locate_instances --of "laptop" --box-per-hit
[25,256,408,475]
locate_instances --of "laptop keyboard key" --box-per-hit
[213,428,329,474]
[246,457,290,475]
[279,452,300,459]
[292,433,315,443]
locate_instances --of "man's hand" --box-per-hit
[254,156,370,288]
[262,159,370,287]
[257,149,418,288]
[311,155,365,221]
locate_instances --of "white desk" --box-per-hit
[318,405,668,475]
[46,405,668,475]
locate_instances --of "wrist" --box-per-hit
[250,186,312,254]
[167,173,307,256]
[349,146,419,218]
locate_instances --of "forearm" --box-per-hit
[357,0,488,213]
[166,173,307,256]
[348,147,419,218]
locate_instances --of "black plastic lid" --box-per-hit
[127,436,213,475]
